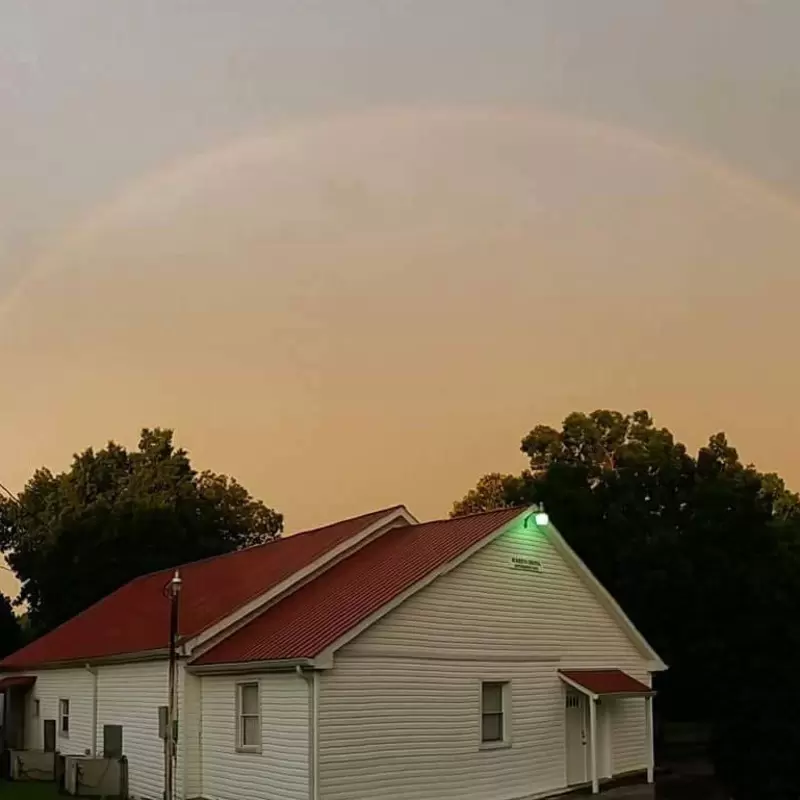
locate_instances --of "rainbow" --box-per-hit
[3,105,798,322]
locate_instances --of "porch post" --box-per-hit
[589,696,599,794]
[645,694,655,784]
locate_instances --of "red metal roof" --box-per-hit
[0,506,402,670]
[560,669,652,695]
[196,506,525,664]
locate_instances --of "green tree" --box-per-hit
[454,410,800,799]
[0,428,283,636]
[0,593,22,658]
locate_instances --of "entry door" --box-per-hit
[565,693,587,785]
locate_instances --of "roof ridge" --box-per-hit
[129,503,408,583]
[426,504,530,526]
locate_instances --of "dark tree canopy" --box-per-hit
[0,428,283,636]
[454,410,800,800]
[0,593,22,658]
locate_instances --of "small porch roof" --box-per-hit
[0,675,36,691]
[559,669,653,698]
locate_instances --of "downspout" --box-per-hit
[85,664,98,756]
[296,666,319,800]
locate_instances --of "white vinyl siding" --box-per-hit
[320,656,565,800]
[200,672,308,800]
[16,661,178,799]
[610,697,649,775]
[23,669,94,754]
[182,669,203,799]
[95,661,175,800]
[320,522,651,799]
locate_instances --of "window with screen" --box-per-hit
[481,681,508,744]
[236,682,260,751]
[59,699,70,736]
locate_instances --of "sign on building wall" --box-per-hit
[511,556,543,573]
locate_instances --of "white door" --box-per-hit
[565,693,588,785]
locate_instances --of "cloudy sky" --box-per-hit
[2,1,800,594]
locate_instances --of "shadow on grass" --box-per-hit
[0,782,60,799]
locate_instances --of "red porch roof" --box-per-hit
[195,506,525,665]
[559,669,652,696]
[0,506,402,670]
[0,675,36,690]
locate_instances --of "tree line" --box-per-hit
[0,429,282,638]
[2,415,799,798]
[453,409,800,800]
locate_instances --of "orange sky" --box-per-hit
[2,109,799,597]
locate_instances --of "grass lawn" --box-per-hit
[0,782,60,799]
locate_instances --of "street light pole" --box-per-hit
[165,570,182,800]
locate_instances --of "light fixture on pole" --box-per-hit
[165,570,182,800]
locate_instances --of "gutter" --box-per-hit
[296,666,319,800]
[187,657,315,676]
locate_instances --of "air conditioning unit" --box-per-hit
[9,752,23,780]
[63,754,128,797]
[63,756,82,795]
[8,750,56,781]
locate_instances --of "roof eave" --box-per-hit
[0,647,170,673]
[187,657,318,675]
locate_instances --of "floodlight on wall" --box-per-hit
[523,505,549,528]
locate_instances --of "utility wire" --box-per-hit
[0,478,21,574]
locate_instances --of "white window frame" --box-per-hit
[235,682,261,753]
[479,680,511,749]
[32,698,40,718]
[59,698,70,738]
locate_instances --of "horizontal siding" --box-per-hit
[320,656,565,800]
[182,669,202,799]
[14,661,183,800]
[95,661,172,800]
[611,696,647,775]
[200,672,308,800]
[25,668,94,756]
[322,523,651,798]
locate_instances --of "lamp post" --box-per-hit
[165,570,182,800]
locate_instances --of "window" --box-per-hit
[32,698,40,718]
[236,683,260,751]
[59,699,70,736]
[481,681,508,745]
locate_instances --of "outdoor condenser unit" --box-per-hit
[63,753,128,797]
[8,749,56,781]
